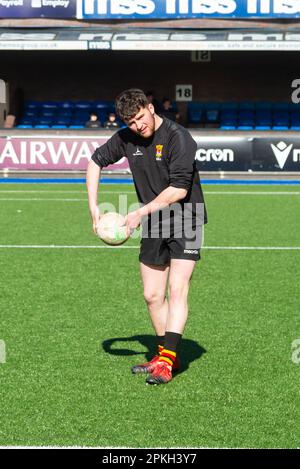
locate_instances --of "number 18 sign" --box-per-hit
[176,84,193,102]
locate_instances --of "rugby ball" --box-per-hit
[96,212,129,246]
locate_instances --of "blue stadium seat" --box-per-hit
[40,110,56,118]
[106,101,116,113]
[188,109,202,124]
[220,119,238,127]
[70,118,87,126]
[237,125,254,130]
[220,108,238,129]
[205,109,219,123]
[54,117,71,126]
[57,109,73,118]
[69,125,85,129]
[290,111,300,126]
[74,110,90,118]
[58,101,75,110]
[256,110,272,126]
[220,109,238,120]
[239,110,255,126]
[203,103,220,123]
[20,118,36,126]
[272,125,289,130]
[74,100,92,110]
[41,101,58,110]
[171,101,178,112]
[17,124,33,129]
[39,117,53,126]
[34,125,50,129]
[51,125,67,129]
[23,110,38,118]
[290,125,300,131]
[188,102,204,124]
[24,100,40,110]
[273,111,289,127]
[220,125,236,130]
[94,101,111,115]
[255,125,271,130]
[94,100,109,108]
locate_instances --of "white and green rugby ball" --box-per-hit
[96,212,129,246]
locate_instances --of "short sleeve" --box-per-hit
[91,131,125,168]
[168,130,197,190]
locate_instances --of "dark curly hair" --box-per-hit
[115,89,149,122]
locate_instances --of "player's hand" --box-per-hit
[124,210,141,235]
[90,205,101,235]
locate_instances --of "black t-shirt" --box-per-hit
[85,120,102,128]
[91,117,207,225]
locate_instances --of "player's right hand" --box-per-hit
[91,206,101,235]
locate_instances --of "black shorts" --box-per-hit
[139,225,204,266]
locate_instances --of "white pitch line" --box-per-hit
[0,192,300,202]
[203,246,300,250]
[0,190,88,193]
[0,245,300,250]
[204,191,300,195]
[0,198,88,201]
[0,245,139,249]
[0,191,300,197]
[0,190,136,195]
[0,190,135,194]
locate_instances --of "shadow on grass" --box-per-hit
[102,335,206,375]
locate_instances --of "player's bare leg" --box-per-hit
[146,259,196,385]
[166,259,196,334]
[140,262,170,335]
[131,262,169,374]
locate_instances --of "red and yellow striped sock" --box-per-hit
[158,345,164,355]
[159,349,176,367]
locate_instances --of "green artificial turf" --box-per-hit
[0,183,299,448]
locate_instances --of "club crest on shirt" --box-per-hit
[155,145,163,160]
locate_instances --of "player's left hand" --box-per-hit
[124,210,141,235]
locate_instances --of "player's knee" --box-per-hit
[168,282,189,302]
[143,290,165,306]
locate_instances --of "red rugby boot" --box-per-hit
[146,361,173,385]
[131,355,160,374]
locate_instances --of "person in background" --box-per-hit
[85,113,102,128]
[104,112,120,130]
[4,114,16,128]
[145,90,161,113]
[160,98,180,123]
